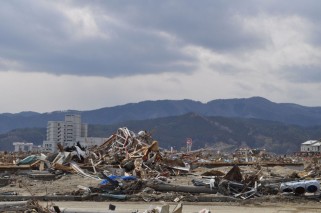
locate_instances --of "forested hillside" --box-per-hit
[1,113,320,154]
[1,97,321,133]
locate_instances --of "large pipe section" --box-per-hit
[280,180,320,195]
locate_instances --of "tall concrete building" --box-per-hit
[43,114,88,152]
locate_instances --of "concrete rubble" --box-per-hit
[0,127,321,212]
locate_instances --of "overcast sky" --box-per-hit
[1,0,321,113]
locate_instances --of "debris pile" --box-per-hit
[0,127,321,210]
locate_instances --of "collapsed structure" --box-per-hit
[0,127,321,212]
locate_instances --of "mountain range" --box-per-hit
[1,96,321,154]
[1,96,321,134]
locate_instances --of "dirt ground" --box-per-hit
[1,173,101,196]
[0,165,306,196]
[40,201,321,213]
[1,164,319,212]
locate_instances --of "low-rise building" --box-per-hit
[301,140,321,153]
[12,142,42,153]
[233,147,266,162]
[13,142,33,152]
[76,137,108,148]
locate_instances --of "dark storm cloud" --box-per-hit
[0,0,321,78]
[82,0,264,51]
[0,1,198,77]
[121,1,312,49]
[20,29,194,77]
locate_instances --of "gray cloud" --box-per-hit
[0,0,321,79]
[84,0,265,51]
[282,65,321,83]
[0,1,197,77]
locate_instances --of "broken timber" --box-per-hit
[0,165,31,171]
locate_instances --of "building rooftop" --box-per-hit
[311,142,321,146]
[302,140,318,145]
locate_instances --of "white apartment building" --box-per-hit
[43,114,88,152]
[43,114,107,152]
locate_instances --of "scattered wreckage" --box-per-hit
[0,127,321,212]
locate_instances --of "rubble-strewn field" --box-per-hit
[1,127,320,212]
[0,165,312,197]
